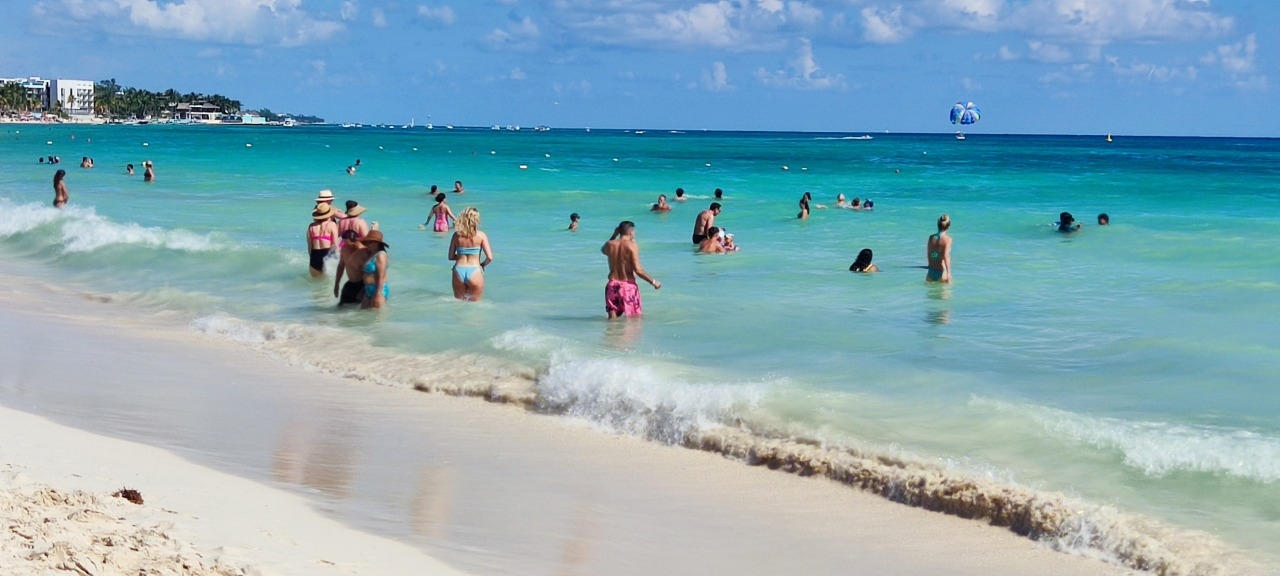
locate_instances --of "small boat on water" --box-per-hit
[1106,133,1113,143]
[955,132,966,140]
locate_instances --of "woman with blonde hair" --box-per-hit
[448,207,494,301]
[926,214,952,283]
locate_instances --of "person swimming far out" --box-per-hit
[1097,213,1110,226]
[849,248,880,273]
[1057,211,1082,233]
[651,194,672,212]
[674,188,686,202]
[568,213,580,231]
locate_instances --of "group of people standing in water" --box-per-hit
[48,159,155,208]
[305,181,1106,318]
[308,184,493,309]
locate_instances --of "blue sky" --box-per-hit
[4,0,1276,136]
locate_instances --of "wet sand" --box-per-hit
[0,284,1127,576]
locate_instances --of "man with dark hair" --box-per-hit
[692,202,721,245]
[601,221,660,318]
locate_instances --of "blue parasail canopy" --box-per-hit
[950,101,981,125]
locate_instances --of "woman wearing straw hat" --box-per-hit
[359,230,390,309]
[307,203,340,278]
[315,189,347,218]
[339,200,370,239]
[448,207,493,301]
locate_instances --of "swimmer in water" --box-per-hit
[52,169,68,208]
[601,220,660,318]
[849,248,880,273]
[1057,211,1082,233]
[651,194,672,212]
[926,214,952,283]
[568,212,580,231]
[448,207,493,302]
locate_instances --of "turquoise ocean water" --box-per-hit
[2,124,1278,572]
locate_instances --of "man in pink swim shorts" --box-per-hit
[600,221,661,319]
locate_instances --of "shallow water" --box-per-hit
[2,124,1278,570]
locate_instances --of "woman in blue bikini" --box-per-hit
[448,207,494,302]
[359,230,389,309]
[926,214,952,283]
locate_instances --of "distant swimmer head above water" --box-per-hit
[1057,211,1081,232]
[1097,213,1109,225]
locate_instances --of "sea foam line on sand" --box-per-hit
[186,314,1264,576]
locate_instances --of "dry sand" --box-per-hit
[0,285,1131,576]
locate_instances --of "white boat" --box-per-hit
[955,132,966,140]
[1106,133,1113,142]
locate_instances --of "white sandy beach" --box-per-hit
[0,282,1134,576]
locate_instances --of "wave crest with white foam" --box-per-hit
[1042,412,1280,482]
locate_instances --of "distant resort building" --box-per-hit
[50,79,94,117]
[170,102,223,123]
[1,76,94,120]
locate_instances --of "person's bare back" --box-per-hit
[692,202,721,244]
[602,221,660,318]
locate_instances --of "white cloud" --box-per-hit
[851,0,1233,48]
[543,1,826,51]
[418,5,457,26]
[1106,56,1197,83]
[340,1,358,22]
[700,61,733,92]
[371,8,388,28]
[755,38,844,90]
[1027,40,1071,63]
[1201,34,1257,74]
[509,68,527,81]
[1003,0,1233,44]
[483,16,541,51]
[998,45,1019,61]
[861,6,911,44]
[32,0,343,46]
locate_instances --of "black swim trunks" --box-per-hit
[339,280,365,305]
[692,234,707,245]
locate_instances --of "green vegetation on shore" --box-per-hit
[91,79,323,123]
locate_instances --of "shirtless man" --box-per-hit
[651,194,671,212]
[691,202,721,245]
[333,230,366,305]
[601,221,660,319]
[698,227,726,254]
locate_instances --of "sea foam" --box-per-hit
[1038,409,1280,482]
[185,314,1260,576]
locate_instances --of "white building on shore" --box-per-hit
[2,76,95,117]
[50,79,94,117]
